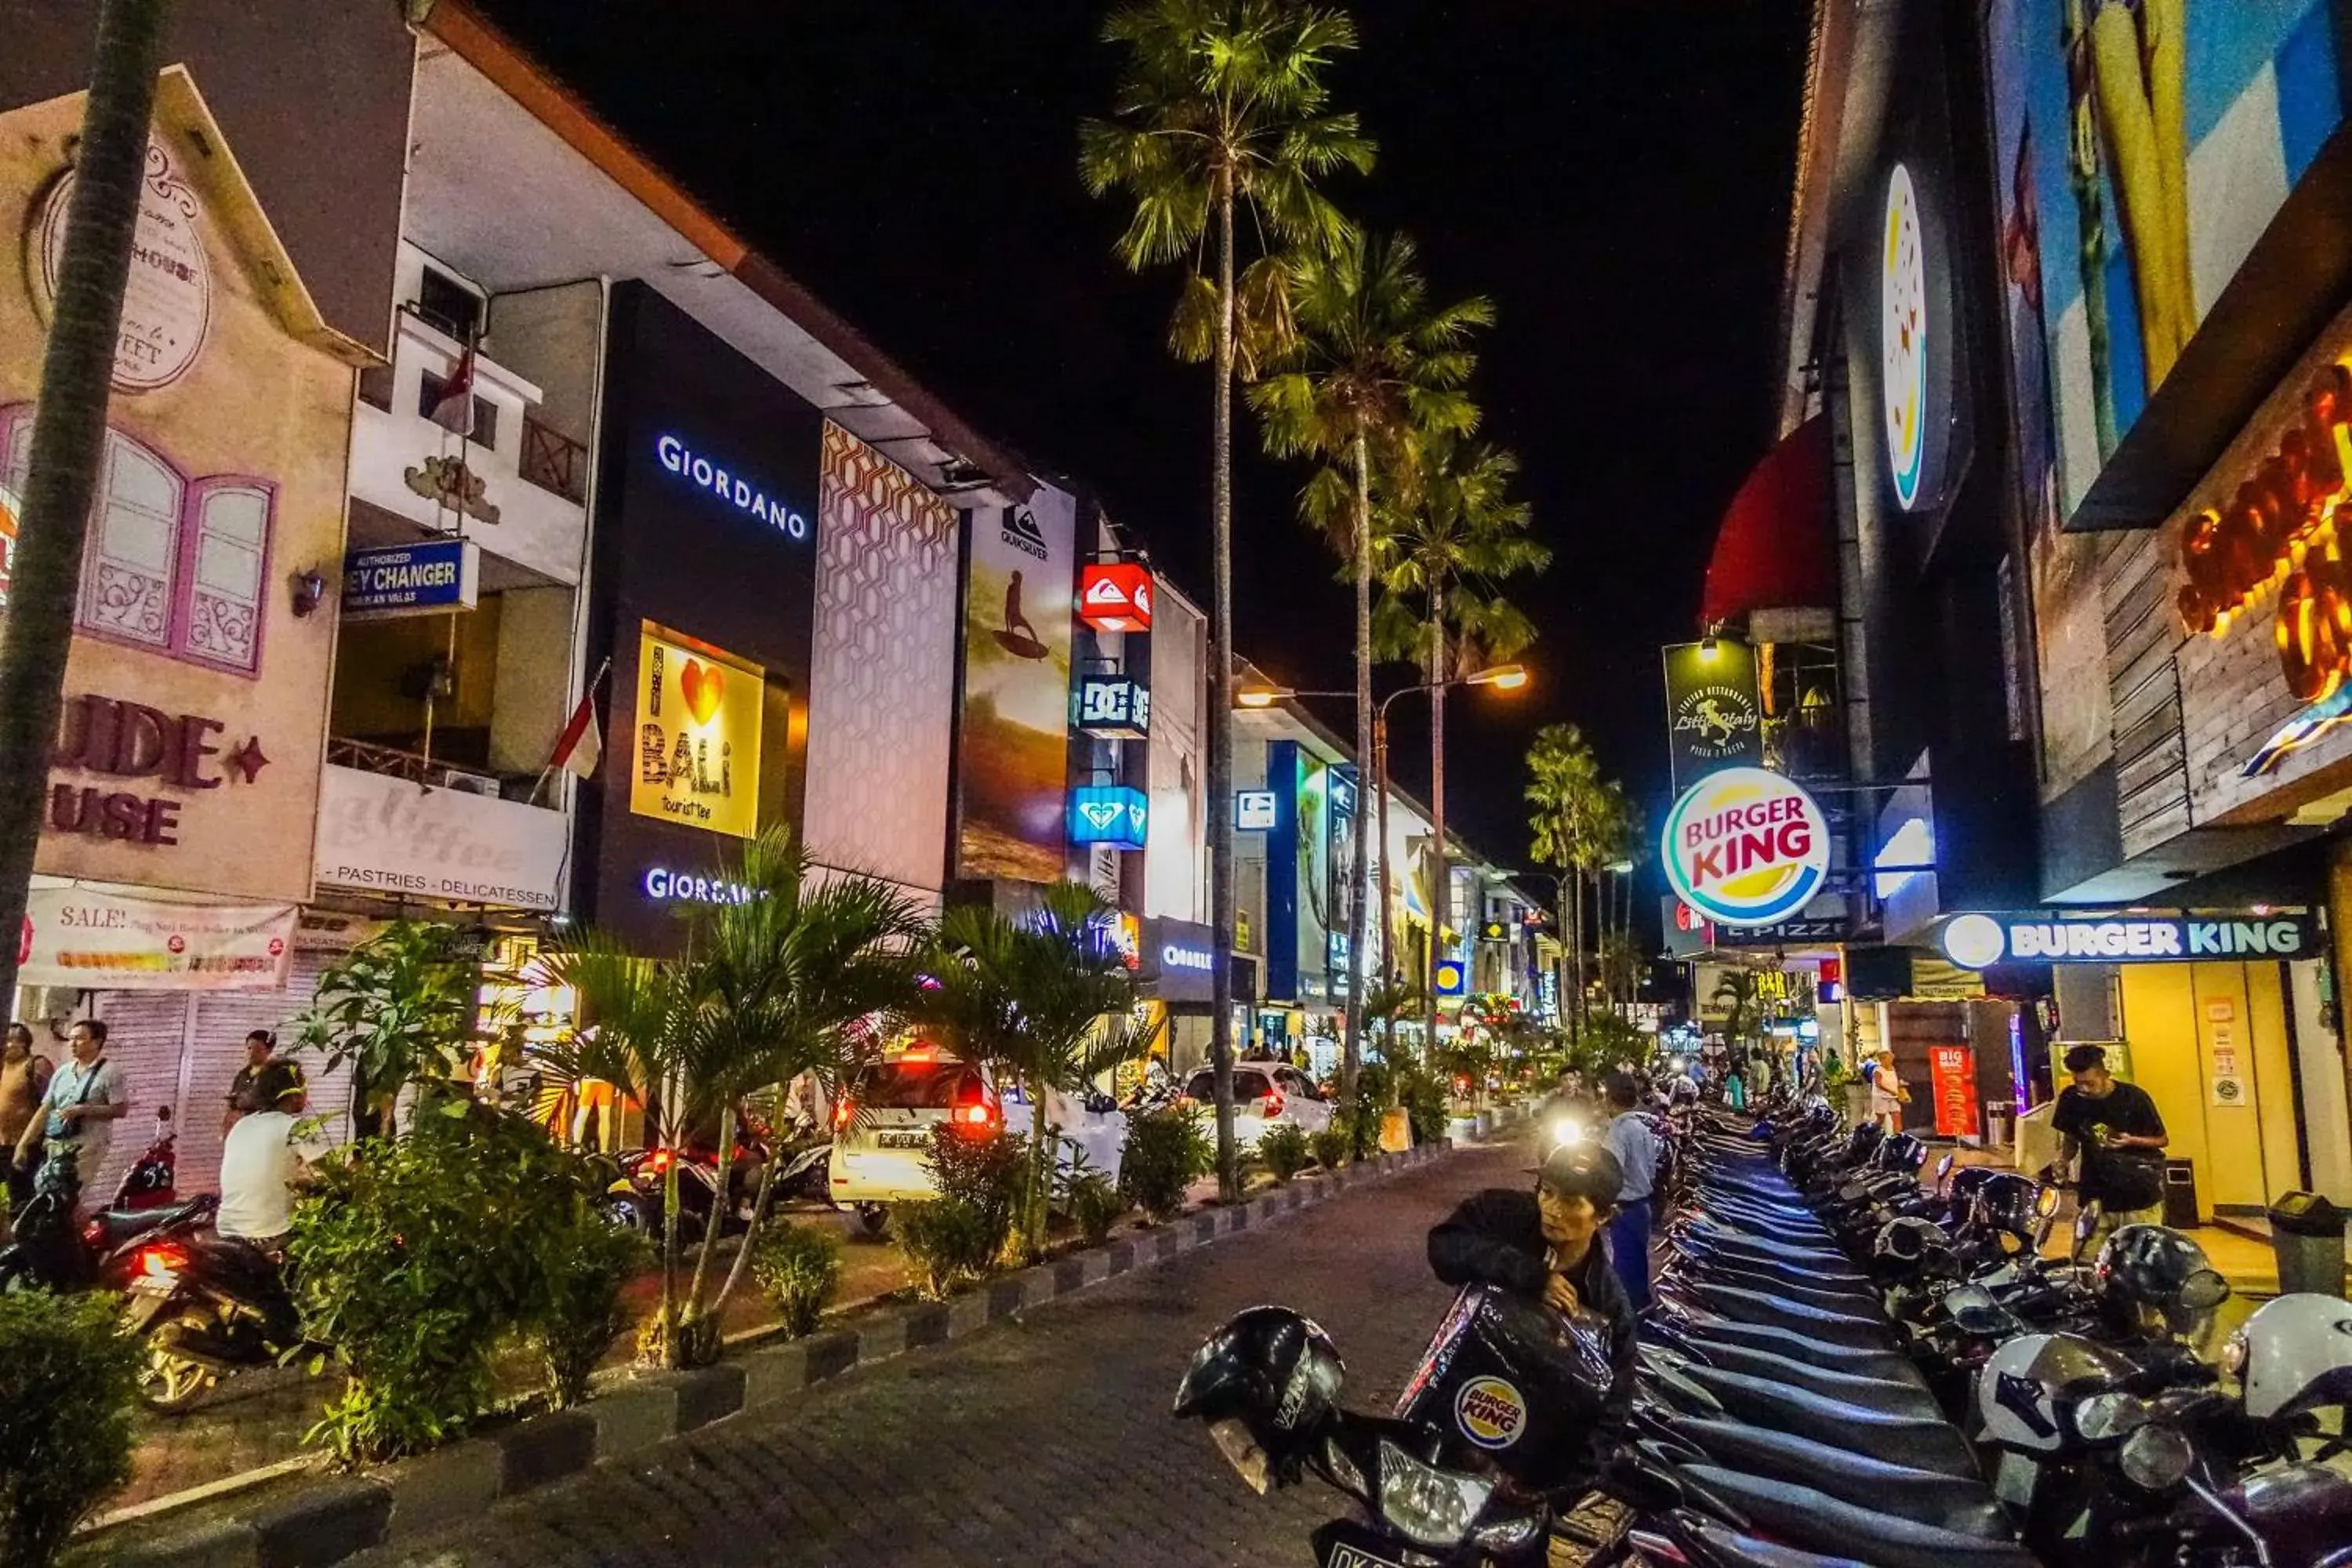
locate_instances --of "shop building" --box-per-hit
[0,56,401,1195]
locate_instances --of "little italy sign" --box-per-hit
[1661,767,1831,929]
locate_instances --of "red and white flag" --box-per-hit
[429,347,477,437]
[549,686,601,779]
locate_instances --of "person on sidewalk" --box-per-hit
[1427,1142,1637,1451]
[12,1019,129,1211]
[223,1030,298,1133]
[1599,1071,1661,1312]
[1,1023,55,1221]
[217,1083,331,1250]
[2049,1042,2169,1245]
[1868,1049,1910,1133]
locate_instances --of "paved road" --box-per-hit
[361,1140,1522,1568]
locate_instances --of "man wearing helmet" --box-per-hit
[1428,1142,1639,1443]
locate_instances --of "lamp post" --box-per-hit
[1238,663,1526,1073]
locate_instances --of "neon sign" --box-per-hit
[642,867,757,905]
[655,434,810,542]
[1661,767,1830,928]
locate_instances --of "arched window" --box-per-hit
[0,405,274,677]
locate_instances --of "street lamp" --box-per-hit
[1235,663,1530,1054]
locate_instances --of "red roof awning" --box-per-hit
[1699,414,1835,628]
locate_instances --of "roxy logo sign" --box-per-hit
[1661,766,1830,929]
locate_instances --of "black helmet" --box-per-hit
[1875,1133,1928,1174]
[1172,1306,1345,1490]
[1873,1214,1954,1268]
[1536,1142,1626,1209]
[1975,1172,2045,1239]
[2095,1225,2230,1336]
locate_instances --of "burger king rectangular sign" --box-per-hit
[1662,766,1831,928]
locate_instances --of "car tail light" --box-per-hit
[1260,1087,1285,1119]
[950,1076,1000,1134]
[138,1241,188,1282]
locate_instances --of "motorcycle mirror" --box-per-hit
[2034,1185,2064,1221]
[2117,1422,2195,1492]
[2178,1269,2230,1313]
[2070,1390,2150,1443]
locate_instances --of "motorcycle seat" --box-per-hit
[1672,1463,2035,1568]
[1651,1511,1872,1568]
[1671,1283,1896,1348]
[1659,1416,2009,1537]
[1677,1226,1854,1270]
[1661,1316,1927,1388]
[96,1195,215,1244]
[1671,1259,1882,1312]
[1661,1367,1979,1477]
[1648,1335,1943,1419]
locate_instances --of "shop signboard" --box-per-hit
[340,539,481,621]
[1660,767,1831,928]
[1076,673,1151,739]
[1661,640,1762,792]
[956,489,1077,881]
[1434,957,1468,996]
[1715,916,1849,949]
[20,886,294,990]
[1068,784,1147,850]
[314,763,568,910]
[1939,910,2320,969]
[1327,765,1359,989]
[1662,896,1715,958]
[1927,1044,1979,1138]
[630,622,764,841]
[1144,916,1217,1004]
[1077,562,1152,633]
[1235,789,1277,831]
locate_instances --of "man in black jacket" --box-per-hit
[1428,1142,1639,1443]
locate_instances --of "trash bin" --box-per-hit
[2267,1193,2347,1297]
[2162,1159,2201,1229]
[1984,1103,2016,1149]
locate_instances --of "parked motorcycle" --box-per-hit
[118,1229,303,1412]
[0,1109,212,1294]
[600,1116,781,1238]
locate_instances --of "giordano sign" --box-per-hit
[1939,910,2320,970]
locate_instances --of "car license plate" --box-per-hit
[877,1131,927,1150]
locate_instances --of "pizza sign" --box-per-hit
[1662,766,1831,929]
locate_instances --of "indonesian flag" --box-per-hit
[549,688,601,779]
[430,347,477,437]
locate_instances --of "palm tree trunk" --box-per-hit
[1341,426,1372,1106]
[710,1101,786,1321]
[683,1102,735,1343]
[0,0,172,1005]
[659,1136,682,1367]
[1207,171,1241,1203]
[1424,595,1445,1064]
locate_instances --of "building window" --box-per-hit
[0,405,274,677]
[416,370,498,450]
[412,265,483,343]
[357,362,394,412]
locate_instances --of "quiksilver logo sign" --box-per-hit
[1000,506,1049,561]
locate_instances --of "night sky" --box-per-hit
[474,0,1812,912]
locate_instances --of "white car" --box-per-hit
[1182,1064,1334,1148]
[827,1049,1127,1233]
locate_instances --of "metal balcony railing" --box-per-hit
[519,416,588,504]
[327,736,556,810]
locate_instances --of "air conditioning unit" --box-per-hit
[438,770,501,799]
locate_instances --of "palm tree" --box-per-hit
[0,0,173,1004]
[1526,724,1609,1037]
[1711,968,1762,1051]
[1249,231,1490,1107]
[1376,437,1549,1052]
[1081,0,1373,1202]
[917,883,1159,1261]
[546,829,924,1367]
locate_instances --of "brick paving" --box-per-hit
[349,1142,1515,1568]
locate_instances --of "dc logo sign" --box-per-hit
[1661,766,1830,929]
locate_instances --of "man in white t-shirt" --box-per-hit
[216,1086,330,1247]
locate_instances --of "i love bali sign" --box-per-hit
[1661,766,1830,928]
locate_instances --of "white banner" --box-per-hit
[313,764,568,912]
[21,887,296,990]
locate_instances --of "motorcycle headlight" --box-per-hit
[2070,1390,2148,1443]
[2118,1423,2194,1493]
[1375,1438,1494,1548]
[1548,1118,1584,1150]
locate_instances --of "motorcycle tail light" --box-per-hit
[833,1098,856,1131]
[138,1242,188,1281]
[81,1220,107,1247]
[645,1148,674,1174]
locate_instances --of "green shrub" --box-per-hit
[1257,1123,1312,1183]
[749,1222,844,1337]
[895,1199,997,1300]
[1310,1125,1351,1171]
[529,1211,647,1408]
[1119,1108,1213,1223]
[924,1123,1027,1261]
[289,1108,609,1465]
[1394,1063,1450,1145]
[1066,1170,1128,1245]
[0,1291,140,1566]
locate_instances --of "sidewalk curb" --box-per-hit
[93,1133,1486,1567]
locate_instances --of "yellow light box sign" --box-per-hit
[630,622,763,840]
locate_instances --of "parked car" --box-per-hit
[1181,1064,1334,1148]
[827,1047,1127,1234]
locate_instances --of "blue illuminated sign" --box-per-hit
[1069,785,1148,850]
[655,433,810,541]
[642,866,758,905]
[342,539,480,620]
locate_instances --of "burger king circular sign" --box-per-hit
[1661,767,1830,928]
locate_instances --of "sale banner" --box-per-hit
[22,886,295,990]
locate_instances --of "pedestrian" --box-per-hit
[216,1080,332,1250]
[1,1022,56,1220]
[1868,1049,1909,1132]
[224,1029,296,1132]
[2048,1043,2169,1245]
[11,1019,129,1211]
[1599,1071,1661,1311]
[1725,1053,1747,1112]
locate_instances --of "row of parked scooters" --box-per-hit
[1173,1090,2352,1566]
